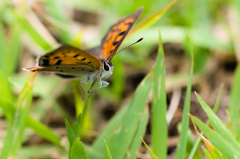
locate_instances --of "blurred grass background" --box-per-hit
[0,0,240,158]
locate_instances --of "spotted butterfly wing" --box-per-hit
[24,45,102,78]
[101,8,143,61]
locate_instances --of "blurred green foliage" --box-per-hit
[0,0,240,158]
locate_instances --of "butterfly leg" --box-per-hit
[79,76,91,100]
[89,80,109,96]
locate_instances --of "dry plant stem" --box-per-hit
[167,88,181,125]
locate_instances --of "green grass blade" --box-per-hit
[190,115,240,158]
[92,103,128,153]
[26,116,61,146]
[151,29,167,158]
[188,84,224,158]
[0,96,61,146]
[133,0,177,32]
[0,72,36,158]
[104,140,113,159]
[105,72,152,158]
[141,137,158,159]
[125,108,149,158]
[202,146,214,159]
[175,36,194,159]
[70,140,89,159]
[195,92,240,151]
[65,119,77,146]
[229,63,240,141]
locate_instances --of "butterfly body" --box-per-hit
[24,8,143,97]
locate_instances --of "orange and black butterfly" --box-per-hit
[24,8,143,97]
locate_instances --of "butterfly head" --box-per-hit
[101,60,114,79]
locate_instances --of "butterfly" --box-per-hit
[24,8,143,98]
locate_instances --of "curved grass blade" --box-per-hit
[175,36,194,159]
[195,92,240,151]
[190,115,240,158]
[188,84,224,158]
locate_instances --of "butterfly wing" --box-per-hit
[101,8,143,61]
[24,45,102,78]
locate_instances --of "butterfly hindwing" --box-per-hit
[37,45,101,69]
[101,8,143,61]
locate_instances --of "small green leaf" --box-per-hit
[70,140,89,159]
[65,119,77,146]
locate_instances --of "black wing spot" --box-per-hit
[72,67,75,69]
[73,54,80,58]
[87,61,92,64]
[67,50,71,53]
[41,59,49,66]
[119,31,126,36]
[54,56,60,59]
[113,42,118,46]
[56,67,59,69]
[81,58,86,61]
[127,22,133,25]
[55,60,62,65]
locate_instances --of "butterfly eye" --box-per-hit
[103,61,110,71]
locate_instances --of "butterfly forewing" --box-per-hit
[101,8,143,61]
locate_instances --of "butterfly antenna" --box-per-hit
[116,37,143,54]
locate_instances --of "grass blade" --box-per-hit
[26,116,62,146]
[125,108,149,158]
[73,113,82,139]
[229,63,240,141]
[0,72,36,158]
[151,29,167,158]
[175,36,194,159]
[133,0,177,32]
[104,140,113,159]
[141,137,158,159]
[190,115,240,158]
[92,103,128,153]
[195,92,240,151]
[188,84,224,158]
[105,72,152,158]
